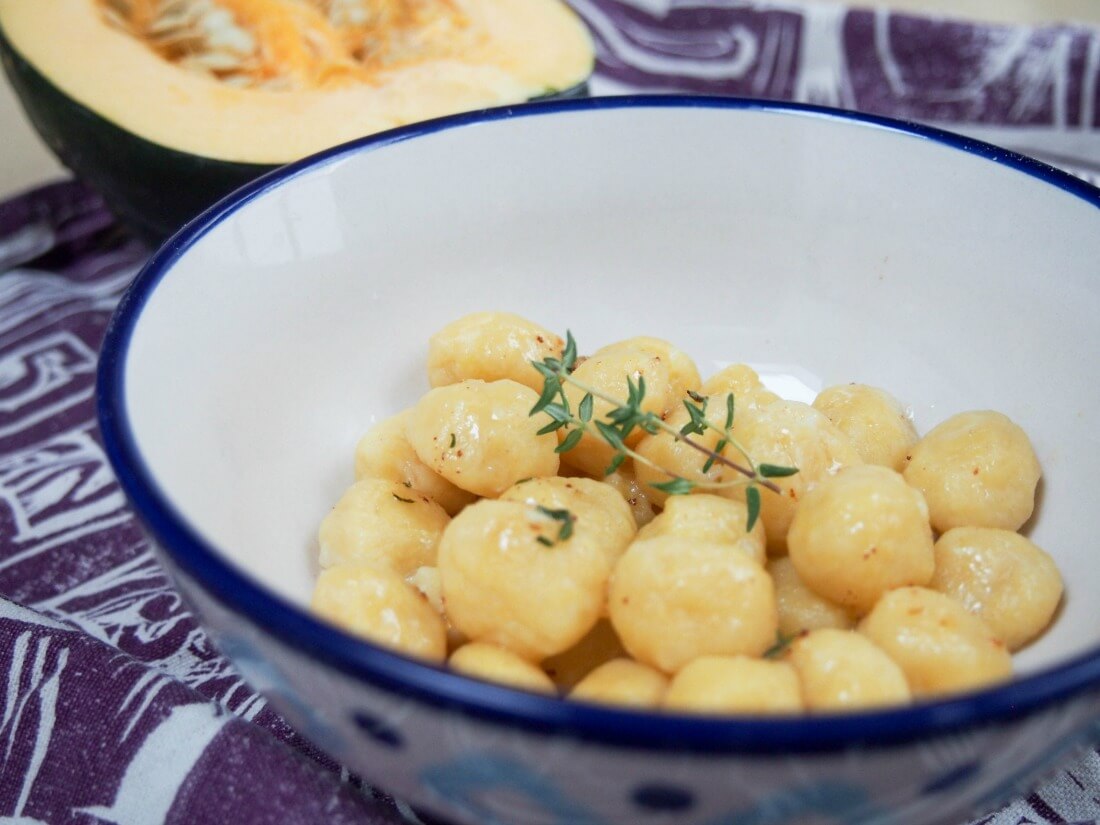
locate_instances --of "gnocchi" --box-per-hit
[637,493,765,566]
[427,311,564,391]
[354,412,477,516]
[593,337,702,402]
[405,378,560,497]
[664,656,803,714]
[699,363,781,410]
[437,499,609,660]
[903,411,1041,532]
[570,658,669,708]
[318,478,450,577]
[499,476,637,570]
[859,587,1013,697]
[310,313,1060,712]
[449,643,557,693]
[930,527,1063,651]
[787,465,935,614]
[783,629,910,710]
[812,384,918,472]
[311,563,447,661]
[609,536,777,673]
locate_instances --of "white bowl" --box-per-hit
[98,96,1100,825]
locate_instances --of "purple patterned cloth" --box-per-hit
[2,4,1100,823]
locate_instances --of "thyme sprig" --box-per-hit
[529,331,798,532]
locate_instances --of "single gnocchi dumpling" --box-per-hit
[732,401,863,554]
[632,392,744,509]
[699,364,781,410]
[318,479,450,577]
[609,536,777,673]
[449,642,556,694]
[601,464,657,527]
[787,465,935,614]
[812,384,918,472]
[542,619,626,691]
[354,412,477,515]
[500,476,637,569]
[558,347,675,477]
[859,587,1012,697]
[593,337,702,402]
[438,499,610,660]
[931,527,1063,651]
[767,557,856,637]
[570,658,669,709]
[405,379,560,497]
[312,563,446,662]
[637,494,766,566]
[664,656,803,714]
[903,410,1041,532]
[783,629,911,710]
[427,311,564,391]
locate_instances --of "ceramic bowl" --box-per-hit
[97,96,1100,825]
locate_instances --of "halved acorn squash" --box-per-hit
[0,0,594,242]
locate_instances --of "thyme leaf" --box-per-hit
[535,505,576,544]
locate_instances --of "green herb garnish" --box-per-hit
[534,505,576,545]
[529,330,798,533]
[763,631,802,659]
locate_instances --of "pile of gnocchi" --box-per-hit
[311,312,1063,714]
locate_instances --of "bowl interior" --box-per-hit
[118,99,1100,678]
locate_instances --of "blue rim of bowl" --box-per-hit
[97,94,1100,754]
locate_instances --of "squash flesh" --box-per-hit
[0,0,593,162]
[102,0,371,88]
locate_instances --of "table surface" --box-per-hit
[2,0,1100,199]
